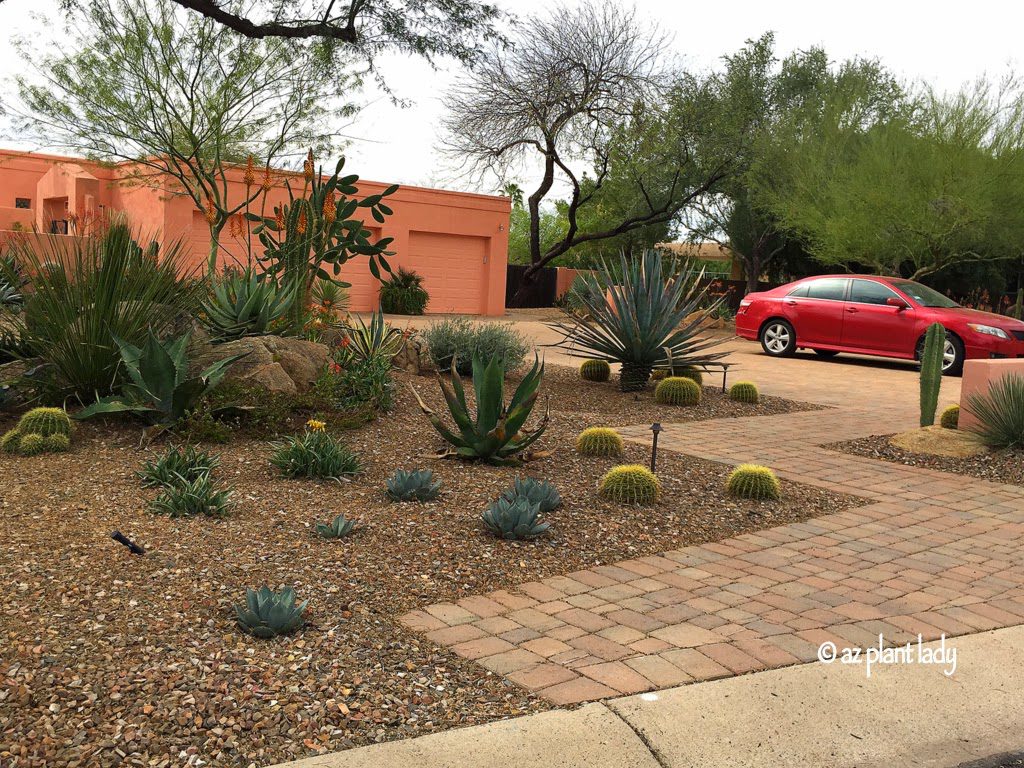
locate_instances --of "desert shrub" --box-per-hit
[726,464,781,500]
[10,225,200,401]
[138,445,220,488]
[318,353,394,413]
[599,465,660,505]
[940,404,959,429]
[965,374,1024,449]
[654,376,701,406]
[149,473,234,517]
[422,317,528,376]
[270,420,360,480]
[576,427,624,457]
[379,267,429,315]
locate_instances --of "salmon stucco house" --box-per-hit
[0,149,511,316]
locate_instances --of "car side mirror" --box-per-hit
[886,297,909,310]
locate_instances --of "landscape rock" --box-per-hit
[194,335,329,394]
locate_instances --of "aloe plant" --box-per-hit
[76,329,247,427]
[411,354,548,465]
[201,267,299,341]
[547,250,728,391]
[235,586,307,638]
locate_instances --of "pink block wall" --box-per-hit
[959,358,1024,430]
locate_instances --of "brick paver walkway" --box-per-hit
[400,357,1023,705]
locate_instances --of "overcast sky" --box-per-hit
[1,0,1022,193]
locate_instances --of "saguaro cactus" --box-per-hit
[919,322,945,427]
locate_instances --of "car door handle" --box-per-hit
[845,307,859,313]
[783,299,797,306]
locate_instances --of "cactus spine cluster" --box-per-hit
[940,404,959,429]
[919,322,945,427]
[654,376,701,406]
[599,464,660,505]
[729,381,760,404]
[2,407,72,456]
[576,427,625,457]
[580,359,611,382]
[726,464,781,500]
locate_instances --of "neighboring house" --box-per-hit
[0,149,510,316]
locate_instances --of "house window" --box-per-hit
[14,198,30,209]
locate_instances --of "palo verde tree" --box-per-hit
[442,0,734,296]
[11,0,354,273]
[681,33,906,292]
[0,0,503,67]
[758,76,1024,281]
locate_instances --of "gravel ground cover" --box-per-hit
[829,434,1023,487]
[0,365,850,768]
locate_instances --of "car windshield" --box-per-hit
[889,280,959,308]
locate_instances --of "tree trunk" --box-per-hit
[744,249,762,294]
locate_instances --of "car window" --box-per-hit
[786,284,809,297]
[804,278,848,301]
[849,279,900,306]
[889,279,959,308]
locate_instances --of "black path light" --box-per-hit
[650,422,662,472]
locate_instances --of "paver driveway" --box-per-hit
[401,333,1023,705]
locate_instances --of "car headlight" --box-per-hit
[967,323,1010,340]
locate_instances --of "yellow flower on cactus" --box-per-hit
[303,149,314,181]
[261,166,273,191]
[274,207,285,230]
[297,208,308,235]
[323,195,336,224]
[306,419,326,432]
[243,154,256,187]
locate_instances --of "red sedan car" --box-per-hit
[736,275,1024,374]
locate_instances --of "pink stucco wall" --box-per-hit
[959,358,1024,431]
[0,149,510,316]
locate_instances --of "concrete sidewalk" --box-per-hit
[275,626,1024,768]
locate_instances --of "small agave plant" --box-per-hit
[315,513,358,539]
[481,496,550,540]
[410,353,548,465]
[502,476,561,513]
[385,469,441,502]
[235,585,307,639]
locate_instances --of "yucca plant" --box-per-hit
[481,496,550,540]
[411,354,548,465]
[235,586,307,638]
[200,267,299,341]
[547,250,728,391]
[965,374,1024,449]
[76,330,247,428]
[379,267,429,315]
[311,277,350,315]
[341,309,404,363]
[149,473,234,517]
[8,225,200,400]
[315,513,358,539]
[502,477,561,512]
[385,468,442,501]
[138,445,220,488]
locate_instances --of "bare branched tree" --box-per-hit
[442,0,733,294]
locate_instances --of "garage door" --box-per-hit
[407,231,488,314]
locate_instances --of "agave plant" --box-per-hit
[385,468,442,501]
[76,329,247,427]
[965,373,1024,449]
[315,512,358,539]
[502,477,561,512]
[341,309,404,363]
[482,496,550,540]
[547,250,728,391]
[200,267,299,341]
[235,585,307,638]
[410,354,548,465]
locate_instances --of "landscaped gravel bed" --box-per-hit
[0,365,848,768]
[829,434,1023,487]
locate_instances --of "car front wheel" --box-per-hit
[760,319,797,357]
[915,333,965,376]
